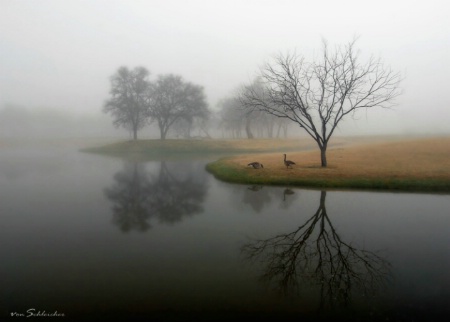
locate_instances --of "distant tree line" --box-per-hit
[216,94,291,139]
[104,66,210,140]
[103,66,291,140]
[104,36,402,167]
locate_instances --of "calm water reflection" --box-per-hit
[241,191,391,315]
[0,143,449,321]
[104,161,207,232]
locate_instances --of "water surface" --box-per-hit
[0,142,449,321]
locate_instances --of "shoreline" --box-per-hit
[75,135,450,193]
[205,137,450,193]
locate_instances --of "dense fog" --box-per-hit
[1,0,449,139]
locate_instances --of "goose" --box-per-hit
[283,154,296,169]
[248,162,264,169]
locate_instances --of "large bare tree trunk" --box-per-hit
[320,147,327,167]
[319,141,328,167]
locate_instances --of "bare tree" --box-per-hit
[148,74,209,140]
[217,97,245,138]
[238,81,264,139]
[274,117,290,138]
[103,66,151,140]
[217,93,284,139]
[240,39,402,167]
[173,111,212,139]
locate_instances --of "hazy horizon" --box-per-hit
[1,0,449,137]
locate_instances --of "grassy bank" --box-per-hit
[205,137,450,193]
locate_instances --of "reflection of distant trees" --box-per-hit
[147,161,205,224]
[242,191,391,311]
[104,161,207,232]
[104,162,152,232]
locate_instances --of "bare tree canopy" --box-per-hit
[149,74,209,140]
[103,69,210,140]
[240,39,402,167]
[103,66,151,140]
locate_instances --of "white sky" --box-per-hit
[1,0,449,135]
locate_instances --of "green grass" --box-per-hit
[205,159,450,192]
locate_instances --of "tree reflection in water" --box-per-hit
[241,191,391,312]
[104,161,207,232]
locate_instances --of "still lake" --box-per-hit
[0,141,449,321]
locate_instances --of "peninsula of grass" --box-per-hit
[205,137,450,193]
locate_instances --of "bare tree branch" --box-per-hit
[239,39,402,166]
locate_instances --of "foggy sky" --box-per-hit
[1,0,449,135]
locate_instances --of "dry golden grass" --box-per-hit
[211,136,450,191]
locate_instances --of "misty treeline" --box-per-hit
[104,67,210,140]
[103,66,292,140]
[216,96,291,139]
[105,38,401,167]
[1,38,401,167]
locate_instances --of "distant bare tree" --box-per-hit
[240,39,402,167]
[235,81,263,139]
[148,74,209,140]
[217,97,244,138]
[103,66,151,140]
[218,93,285,139]
[274,117,290,138]
[193,115,213,139]
[173,111,211,139]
